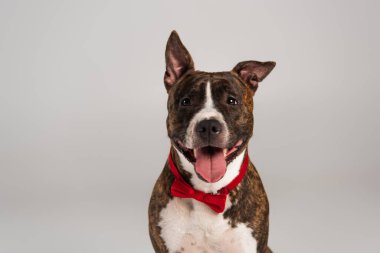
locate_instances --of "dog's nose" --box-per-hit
[196,119,223,138]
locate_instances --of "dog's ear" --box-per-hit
[232,61,276,95]
[164,31,194,91]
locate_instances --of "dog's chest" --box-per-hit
[159,197,257,253]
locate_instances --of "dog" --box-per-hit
[148,31,276,253]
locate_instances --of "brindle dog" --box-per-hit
[149,31,275,253]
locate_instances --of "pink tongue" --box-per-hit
[194,148,227,183]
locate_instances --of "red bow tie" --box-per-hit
[168,150,249,213]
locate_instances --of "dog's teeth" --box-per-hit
[223,149,227,156]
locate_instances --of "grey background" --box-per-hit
[0,0,379,252]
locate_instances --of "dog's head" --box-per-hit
[165,31,275,184]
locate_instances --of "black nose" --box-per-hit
[196,119,223,138]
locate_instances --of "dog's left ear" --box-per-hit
[232,61,276,95]
[164,31,194,91]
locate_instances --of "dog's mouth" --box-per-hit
[175,139,244,183]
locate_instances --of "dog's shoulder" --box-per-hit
[225,162,270,252]
[148,163,173,253]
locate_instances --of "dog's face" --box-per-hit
[164,31,275,183]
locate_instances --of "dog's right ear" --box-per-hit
[164,31,194,91]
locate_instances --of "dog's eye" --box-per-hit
[181,98,191,106]
[227,96,238,105]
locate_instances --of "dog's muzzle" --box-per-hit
[194,119,225,148]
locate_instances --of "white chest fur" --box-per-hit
[159,197,257,253]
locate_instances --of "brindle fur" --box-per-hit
[148,148,272,253]
[167,71,254,155]
[225,161,271,253]
[148,31,275,253]
[148,160,173,253]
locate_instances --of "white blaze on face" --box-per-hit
[184,81,228,148]
[176,80,246,193]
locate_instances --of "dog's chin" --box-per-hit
[174,139,245,183]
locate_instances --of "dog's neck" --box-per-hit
[172,146,247,194]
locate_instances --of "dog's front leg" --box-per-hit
[149,225,168,253]
[148,168,173,253]
[149,201,169,253]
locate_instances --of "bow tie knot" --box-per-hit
[171,178,228,213]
